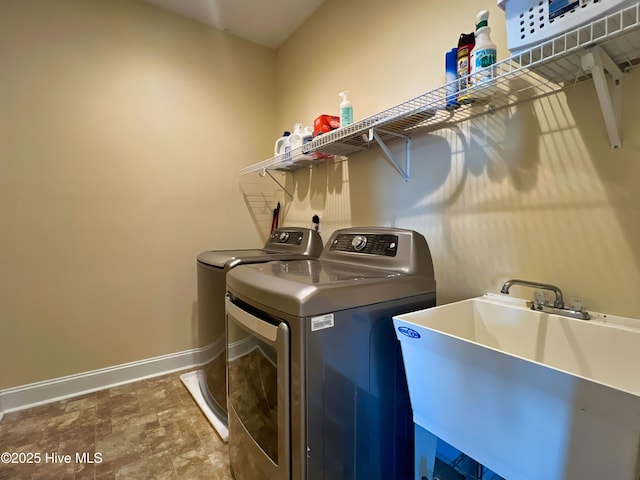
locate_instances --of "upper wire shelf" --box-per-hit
[239,3,640,176]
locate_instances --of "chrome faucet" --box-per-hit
[500,279,564,308]
[500,279,590,320]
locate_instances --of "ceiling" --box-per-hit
[140,0,325,49]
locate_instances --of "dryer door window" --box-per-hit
[229,335,279,461]
[226,297,290,480]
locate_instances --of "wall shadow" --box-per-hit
[565,69,640,272]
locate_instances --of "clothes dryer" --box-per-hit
[225,227,436,480]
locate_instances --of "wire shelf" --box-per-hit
[239,3,640,176]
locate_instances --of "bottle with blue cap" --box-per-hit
[445,47,459,110]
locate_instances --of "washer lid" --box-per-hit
[198,249,270,268]
[226,259,436,318]
[197,227,323,269]
[197,250,315,269]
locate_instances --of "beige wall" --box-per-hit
[0,0,276,389]
[275,0,640,316]
[2,0,639,392]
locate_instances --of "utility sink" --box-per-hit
[394,294,640,480]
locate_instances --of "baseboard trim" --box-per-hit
[0,348,202,419]
[197,336,225,366]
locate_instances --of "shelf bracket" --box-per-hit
[580,45,623,150]
[367,128,411,181]
[260,169,293,198]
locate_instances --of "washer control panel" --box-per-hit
[268,230,303,246]
[330,233,398,257]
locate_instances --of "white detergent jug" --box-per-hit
[273,131,291,156]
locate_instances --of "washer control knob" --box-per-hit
[279,232,290,243]
[351,235,367,251]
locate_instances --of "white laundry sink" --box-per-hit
[393,294,640,480]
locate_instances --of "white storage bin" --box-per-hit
[498,0,639,53]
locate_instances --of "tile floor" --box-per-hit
[0,371,233,480]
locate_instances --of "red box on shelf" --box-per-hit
[313,114,340,137]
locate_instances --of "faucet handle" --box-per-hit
[533,290,545,307]
[568,296,587,312]
[534,290,554,307]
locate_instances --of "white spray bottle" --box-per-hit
[339,91,353,127]
[470,10,497,87]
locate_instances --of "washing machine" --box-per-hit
[225,227,436,480]
[181,227,323,442]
